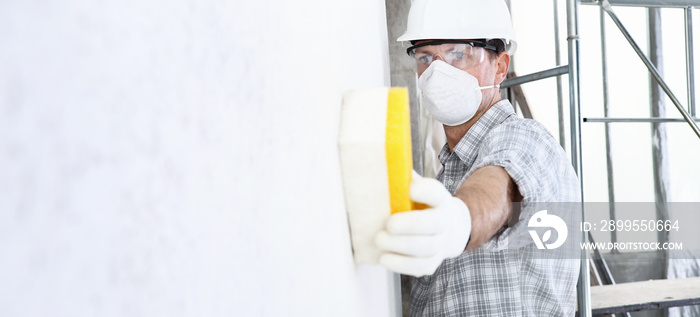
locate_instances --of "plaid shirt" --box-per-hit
[411,100,581,316]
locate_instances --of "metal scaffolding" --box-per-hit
[502,0,699,315]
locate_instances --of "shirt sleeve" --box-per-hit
[462,118,581,249]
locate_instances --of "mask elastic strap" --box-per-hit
[479,84,500,90]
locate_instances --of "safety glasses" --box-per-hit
[407,40,497,74]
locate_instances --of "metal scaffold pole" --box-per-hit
[554,0,567,149]
[566,0,591,316]
[685,7,696,117]
[599,5,618,246]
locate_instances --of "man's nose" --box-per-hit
[434,55,445,62]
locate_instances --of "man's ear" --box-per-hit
[494,52,510,85]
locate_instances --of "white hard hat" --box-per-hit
[397,0,518,55]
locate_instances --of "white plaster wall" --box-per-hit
[0,1,397,316]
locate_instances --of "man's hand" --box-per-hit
[375,173,472,277]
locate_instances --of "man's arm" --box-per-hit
[454,165,521,250]
[374,165,522,277]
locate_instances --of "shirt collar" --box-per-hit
[438,100,516,166]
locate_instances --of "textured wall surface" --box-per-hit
[0,1,397,316]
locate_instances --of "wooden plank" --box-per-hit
[581,0,700,8]
[505,71,533,119]
[590,277,700,315]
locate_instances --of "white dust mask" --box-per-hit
[417,60,499,126]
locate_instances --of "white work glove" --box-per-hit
[375,173,472,277]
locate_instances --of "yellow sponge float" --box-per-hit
[386,88,414,214]
[339,87,416,264]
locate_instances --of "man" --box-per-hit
[374,0,581,315]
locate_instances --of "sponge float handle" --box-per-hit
[339,87,424,264]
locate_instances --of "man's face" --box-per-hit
[412,39,503,112]
[412,40,497,86]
